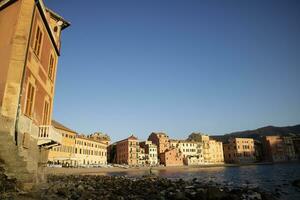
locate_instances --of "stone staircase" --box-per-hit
[0,130,35,191]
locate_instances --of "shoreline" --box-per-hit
[4,162,300,199]
[46,161,295,175]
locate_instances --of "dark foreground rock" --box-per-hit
[292,179,300,189]
[15,175,276,200]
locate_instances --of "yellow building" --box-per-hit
[187,133,224,164]
[75,135,108,166]
[48,121,108,167]
[208,140,224,164]
[48,120,77,166]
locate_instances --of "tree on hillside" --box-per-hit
[187,132,206,142]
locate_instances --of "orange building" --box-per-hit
[160,148,183,166]
[0,0,69,188]
[116,135,139,166]
[148,132,170,162]
[262,136,297,162]
[223,138,255,163]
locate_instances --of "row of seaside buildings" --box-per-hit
[1,0,298,189]
[48,120,300,167]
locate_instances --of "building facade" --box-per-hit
[160,148,183,166]
[74,135,108,166]
[262,136,297,162]
[170,140,203,165]
[48,121,108,167]
[0,0,69,189]
[115,135,139,166]
[139,140,158,165]
[148,132,170,154]
[138,147,146,165]
[48,120,77,166]
[148,132,170,161]
[207,140,224,164]
[188,134,223,164]
[223,138,256,163]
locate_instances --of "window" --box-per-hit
[33,26,43,56]
[48,54,55,80]
[42,100,49,124]
[25,82,35,117]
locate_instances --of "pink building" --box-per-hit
[160,148,183,166]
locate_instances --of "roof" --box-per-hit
[76,135,108,145]
[0,0,16,10]
[127,135,138,140]
[0,0,71,55]
[116,134,139,144]
[51,120,77,134]
[46,8,70,30]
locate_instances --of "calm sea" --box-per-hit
[104,162,300,200]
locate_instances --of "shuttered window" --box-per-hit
[43,100,49,124]
[48,55,55,80]
[25,83,35,117]
[33,26,43,56]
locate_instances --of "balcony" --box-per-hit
[38,125,62,148]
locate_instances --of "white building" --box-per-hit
[170,140,204,165]
[140,141,158,165]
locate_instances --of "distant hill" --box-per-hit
[211,124,300,142]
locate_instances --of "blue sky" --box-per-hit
[45,0,300,142]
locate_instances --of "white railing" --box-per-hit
[38,125,62,147]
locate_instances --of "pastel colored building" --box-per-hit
[139,140,158,165]
[262,136,297,162]
[48,120,77,166]
[116,135,139,166]
[160,148,183,166]
[138,147,147,165]
[74,135,108,166]
[170,140,203,165]
[0,0,69,189]
[207,140,224,164]
[223,138,256,163]
[148,132,170,161]
[191,134,224,164]
[48,121,108,166]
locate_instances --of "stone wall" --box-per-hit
[0,160,18,199]
[0,112,49,190]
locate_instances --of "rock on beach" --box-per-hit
[0,172,278,200]
[36,175,276,200]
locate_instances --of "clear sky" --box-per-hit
[45,0,300,142]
